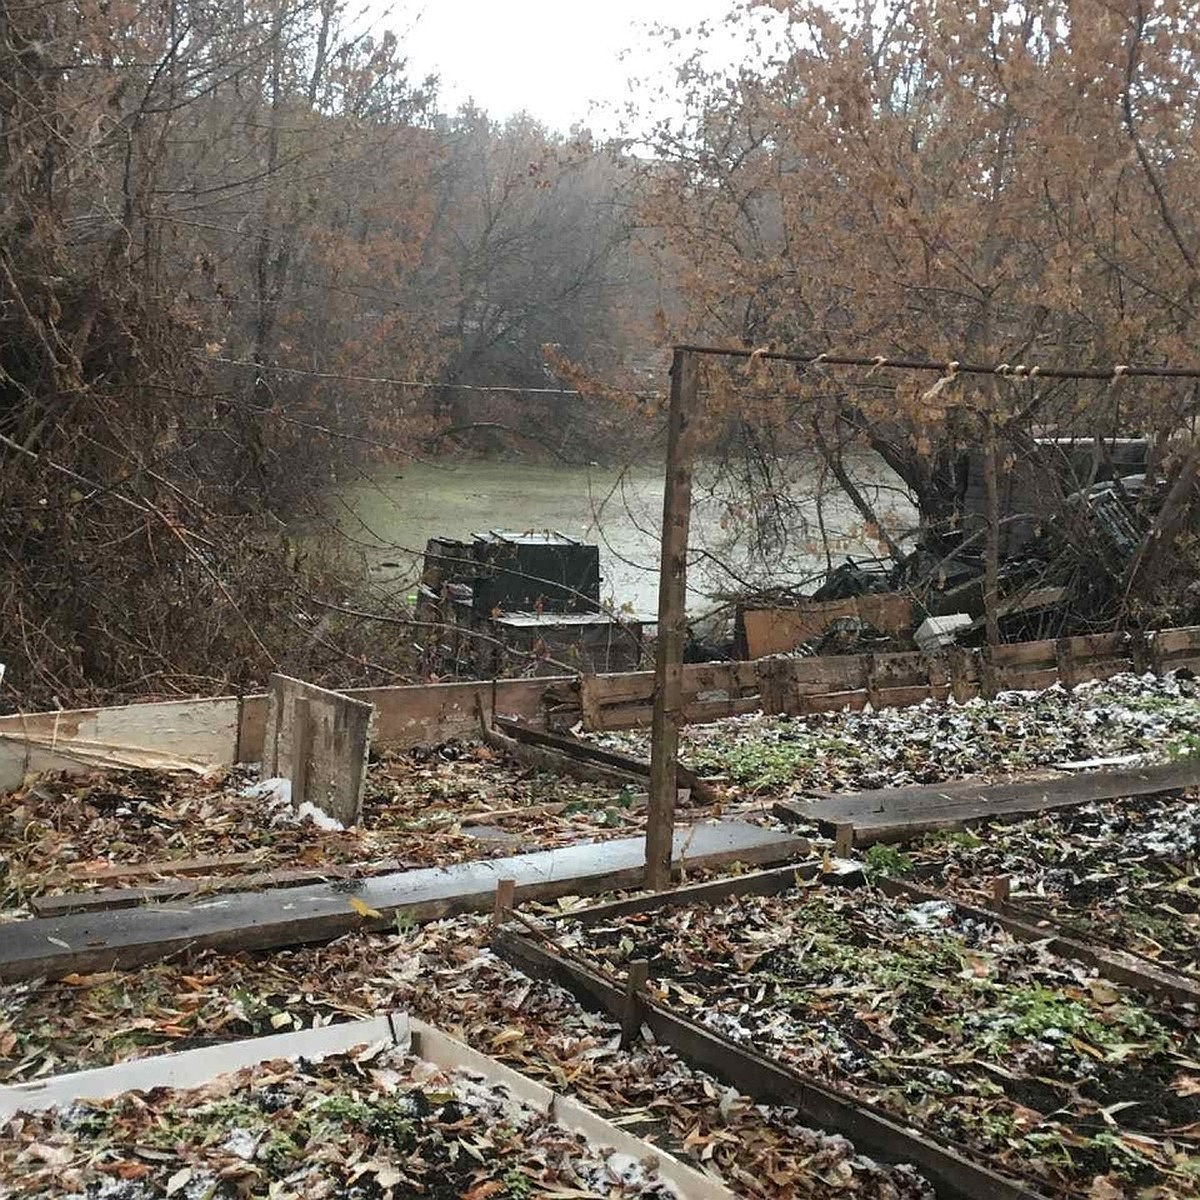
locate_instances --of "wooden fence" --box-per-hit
[1,626,1197,790]
[571,624,1200,728]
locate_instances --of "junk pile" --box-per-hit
[728,436,1199,660]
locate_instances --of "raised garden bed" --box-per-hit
[901,792,1200,980]
[0,1035,695,1199]
[551,882,1200,1198]
[0,917,933,1200]
[0,746,671,916]
[588,672,1200,799]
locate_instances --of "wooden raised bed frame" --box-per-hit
[493,821,1200,1200]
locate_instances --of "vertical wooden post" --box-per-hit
[492,878,515,927]
[647,349,700,891]
[834,823,855,858]
[620,959,650,1050]
[1055,637,1076,690]
[983,411,1001,647]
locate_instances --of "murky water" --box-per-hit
[326,458,914,617]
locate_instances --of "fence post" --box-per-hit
[647,349,700,891]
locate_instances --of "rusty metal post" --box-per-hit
[646,349,699,890]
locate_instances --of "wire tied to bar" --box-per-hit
[921,360,960,403]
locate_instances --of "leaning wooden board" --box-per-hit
[775,759,1200,843]
[0,822,807,982]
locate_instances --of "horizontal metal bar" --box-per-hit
[674,344,1200,381]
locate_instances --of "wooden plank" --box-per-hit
[0,697,241,792]
[991,639,1058,669]
[878,878,1200,1006]
[798,689,869,714]
[494,930,1046,1200]
[586,694,760,732]
[566,860,824,925]
[31,861,417,917]
[262,674,374,827]
[493,717,719,803]
[0,822,806,983]
[1153,625,1200,655]
[648,349,700,890]
[345,676,568,752]
[775,760,1200,843]
[481,715,644,791]
[65,853,260,883]
[791,654,869,691]
[0,1014,401,1119]
[741,595,912,658]
[237,694,268,765]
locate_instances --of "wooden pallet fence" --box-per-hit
[576,659,762,731]
[752,625,1200,717]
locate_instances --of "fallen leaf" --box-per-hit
[463,1184,505,1200]
[348,897,382,919]
[166,1168,193,1195]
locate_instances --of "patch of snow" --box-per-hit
[900,900,955,930]
[1053,754,1144,771]
[295,801,344,831]
[220,1127,259,1160]
[241,777,291,805]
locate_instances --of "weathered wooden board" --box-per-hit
[0,697,242,792]
[30,860,417,917]
[775,759,1200,843]
[65,852,260,883]
[0,1014,401,1119]
[0,822,807,982]
[262,674,374,826]
[493,716,718,802]
[739,595,913,659]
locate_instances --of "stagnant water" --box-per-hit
[324,457,914,618]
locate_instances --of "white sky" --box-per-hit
[389,0,773,134]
